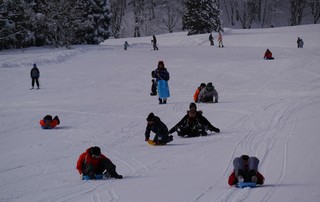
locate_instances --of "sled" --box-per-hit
[157,80,170,99]
[147,140,167,146]
[82,174,104,180]
[237,182,257,188]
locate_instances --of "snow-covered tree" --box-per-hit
[308,0,320,23]
[288,0,308,26]
[182,0,222,35]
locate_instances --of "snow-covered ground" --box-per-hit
[1,24,320,202]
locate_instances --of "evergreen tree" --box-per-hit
[182,0,222,35]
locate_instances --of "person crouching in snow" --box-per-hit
[228,155,265,186]
[145,113,173,145]
[169,102,220,137]
[198,82,218,103]
[76,146,123,180]
[40,115,60,129]
[264,49,274,60]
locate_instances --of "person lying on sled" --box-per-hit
[228,155,265,186]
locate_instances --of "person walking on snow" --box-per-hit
[30,63,40,89]
[228,155,265,186]
[218,32,224,48]
[145,113,173,145]
[76,146,123,180]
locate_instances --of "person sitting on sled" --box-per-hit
[168,103,220,137]
[76,146,123,180]
[198,82,218,103]
[264,49,274,60]
[193,83,206,102]
[228,155,265,186]
[145,113,173,145]
[39,115,60,129]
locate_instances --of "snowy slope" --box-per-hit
[1,24,320,202]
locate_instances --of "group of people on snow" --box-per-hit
[193,82,218,103]
[209,32,224,48]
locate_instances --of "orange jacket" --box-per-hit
[39,119,59,129]
[76,148,110,174]
[193,88,201,102]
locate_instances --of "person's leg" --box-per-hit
[233,157,244,177]
[100,158,122,179]
[248,157,259,182]
[83,164,96,179]
[36,78,40,88]
[31,78,35,88]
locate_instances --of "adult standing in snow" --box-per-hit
[152,35,158,50]
[76,146,123,180]
[193,83,206,102]
[198,82,218,103]
[153,61,170,104]
[209,33,214,46]
[145,113,173,145]
[218,32,224,48]
[228,155,265,186]
[168,103,220,137]
[30,63,40,89]
[297,37,304,48]
[124,41,129,50]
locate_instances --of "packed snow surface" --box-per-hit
[1,24,320,202]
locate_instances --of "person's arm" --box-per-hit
[228,171,237,186]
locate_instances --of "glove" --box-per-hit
[145,138,149,141]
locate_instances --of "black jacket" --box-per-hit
[145,116,169,142]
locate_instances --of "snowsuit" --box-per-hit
[30,66,40,88]
[169,111,220,137]
[198,85,218,103]
[39,115,60,129]
[154,65,170,104]
[152,35,158,50]
[228,157,265,186]
[264,49,274,60]
[145,116,172,144]
[209,34,214,46]
[76,147,121,179]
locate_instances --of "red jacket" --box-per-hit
[76,148,110,174]
[39,119,59,129]
[228,171,265,186]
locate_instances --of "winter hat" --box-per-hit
[91,146,101,156]
[206,82,214,91]
[189,102,197,110]
[33,63,37,68]
[146,113,155,121]
[158,61,164,67]
[43,115,53,121]
[241,155,249,161]
[200,83,206,88]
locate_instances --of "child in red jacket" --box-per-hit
[40,115,60,129]
[76,146,122,180]
[264,49,274,60]
[228,155,265,186]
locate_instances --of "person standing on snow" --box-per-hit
[124,41,129,50]
[218,32,224,48]
[153,61,170,104]
[152,35,159,50]
[228,155,265,186]
[30,63,40,89]
[145,113,173,145]
[209,33,214,46]
[76,146,123,180]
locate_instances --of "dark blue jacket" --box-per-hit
[154,68,170,81]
